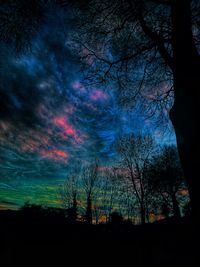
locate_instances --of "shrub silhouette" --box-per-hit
[110,212,123,225]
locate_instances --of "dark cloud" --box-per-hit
[0,9,121,181]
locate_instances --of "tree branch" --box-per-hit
[138,12,174,70]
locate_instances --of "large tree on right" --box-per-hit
[168,0,200,219]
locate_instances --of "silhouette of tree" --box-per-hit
[101,167,125,222]
[104,166,138,223]
[82,160,99,224]
[70,0,200,218]
[91,172,110,224]
[146,145,185,218]
[60,167,81,222]
[91,175,111,224]
[116,133,154,224]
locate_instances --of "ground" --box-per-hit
[0,210,198,266]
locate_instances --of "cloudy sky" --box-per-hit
[0,7,175,209]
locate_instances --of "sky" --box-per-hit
[0,7,176,210]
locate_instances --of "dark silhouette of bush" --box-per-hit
[20,203,67,225]
[161,203,170,219]
[66,207,78,223]
[183,202,192,218]
[110,212,123,225]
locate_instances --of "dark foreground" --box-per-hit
[0,210,198,266]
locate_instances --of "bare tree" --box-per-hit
[81,160,99,224]
[91,173,107,224]
[59,166,81,222]
[92,176,110,224]
[101,167,125,222]
[116,133,154,224]
[84,166,121,224]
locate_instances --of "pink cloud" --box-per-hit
[72,81,87,94]
[81,48,95,65]
[37,103,54,121]
[90,89,108,101]
[19,130,50,153]
[84,102,98,112]
[40,148,68,162]
[54,116,83,143]
[21,140,41,153]
[63,105,75,114]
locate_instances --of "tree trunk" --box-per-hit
[170,0,200,219]
[140,205,146,225]
[86,196,92,224]
[170,76,200,219]
[171,191,181,218]
[72,192,78,222]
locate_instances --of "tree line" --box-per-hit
[59,133,189,225]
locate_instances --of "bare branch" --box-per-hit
[138,13,174,69]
